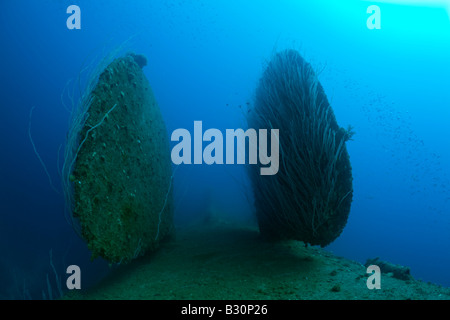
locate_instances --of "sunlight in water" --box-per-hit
[363,0,450,18]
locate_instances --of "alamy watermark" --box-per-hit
[366,265,381,289]
[171,121,279,175]
[66,5,81,30]
[66,265,81,290]
[367,5,381,30]
[66,4,382,31]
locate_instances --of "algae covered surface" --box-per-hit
[66,224,450,300]
[71,53,173,264]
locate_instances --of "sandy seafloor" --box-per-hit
[65,223,450,300]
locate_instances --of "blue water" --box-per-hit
[1,0,449,299]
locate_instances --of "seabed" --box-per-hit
[65,223,450,300]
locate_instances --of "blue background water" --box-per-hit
[0,0,449,299]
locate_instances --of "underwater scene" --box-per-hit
[1,0,450,302]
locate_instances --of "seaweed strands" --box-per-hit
[248,49,353,247]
